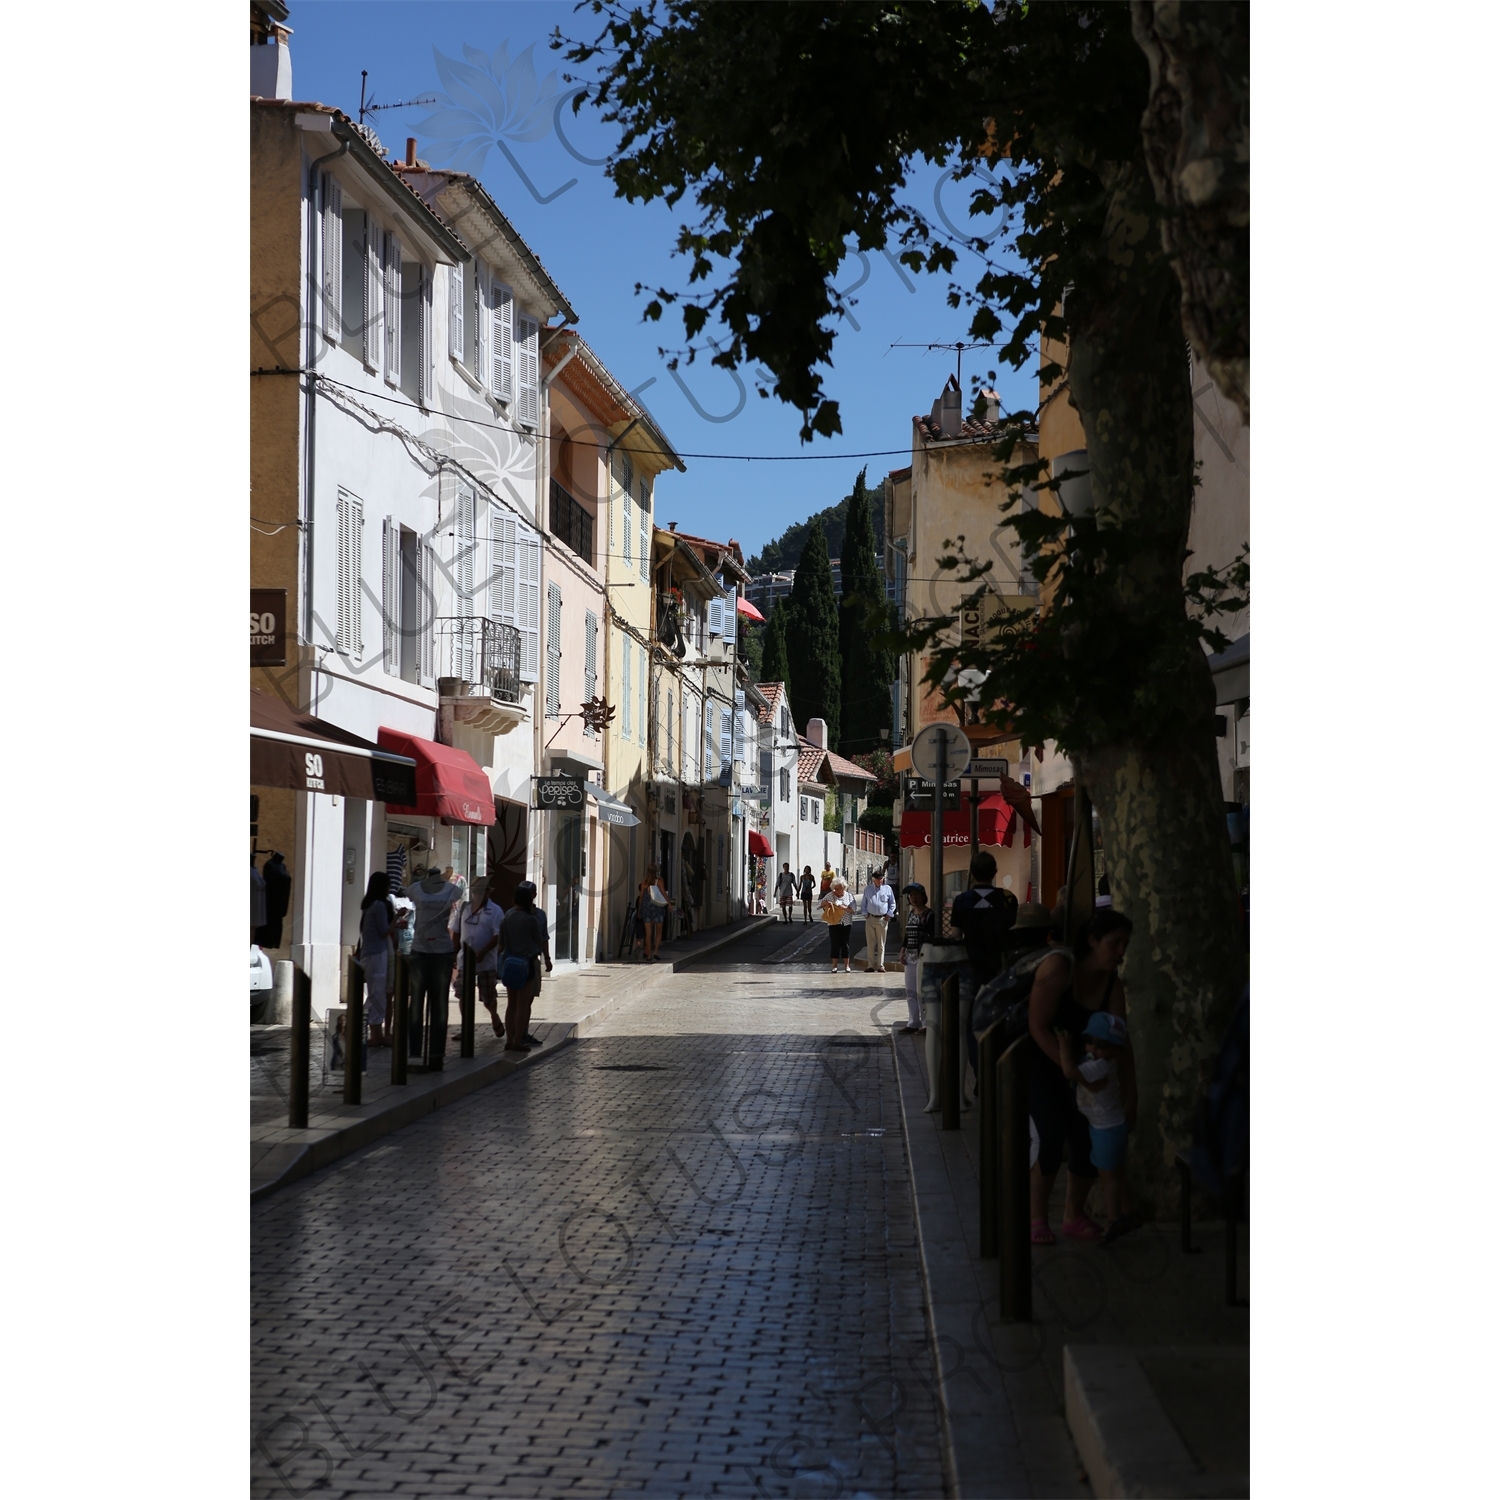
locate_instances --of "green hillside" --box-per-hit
[744,476,887,579]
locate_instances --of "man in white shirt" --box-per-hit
[860,869,897,973]
[450,878,505,1038]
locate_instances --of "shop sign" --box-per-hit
[251,589,287,666]
[533,774,584,810]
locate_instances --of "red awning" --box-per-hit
[736,596,767,623]
[377,729,496,826]
[899,792,1030,850]
[748,830,775,858]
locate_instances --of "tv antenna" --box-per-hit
[359,71,438,125]
[888,340,1000,390]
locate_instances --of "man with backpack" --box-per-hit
[948,851,1019,1087]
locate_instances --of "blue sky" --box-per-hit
[284,1,1037,557]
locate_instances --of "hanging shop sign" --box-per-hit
[251,589,287,666]
[533,775,585,810]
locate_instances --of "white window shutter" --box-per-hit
[583,611,598,734]
[723,584,737,643]
[418,538,435,683]
[457,487,476,615]
[382,517,398,672]
[638,480,650,582]
[516,523,541,682]
[516,313,540,426]
[621,636,633,739]
[492,281,514,402]
[621,471,633,571]
[639,644,648,756]
[336,492,364,659]
[708,595,724,636]
[490,510,517,626]
[608,452,618,550]
[449,264,463,364]
[320,174,342,343]
[418,269,432,407]
[721,703,732,767]
[545,582,562,717]
[362,220,380,370]
[384,233,401,385]
[667,689,675,767]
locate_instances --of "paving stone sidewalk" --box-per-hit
[890,1019,1250,1498]
[251,926,947,1499]
[251,918,776,1199]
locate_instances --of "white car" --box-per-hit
[251,945,274,1020]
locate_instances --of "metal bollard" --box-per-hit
[460,944,476,1059]
[391,953,409,1086]
[427,958,447,1072]
[978,1022,1001,1258]
[941,973,961,1130]
[998,1035,1032,1321]
[345,957,365,1106]
[288,966,311,1129]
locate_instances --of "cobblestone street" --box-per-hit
[251,922,950,1498]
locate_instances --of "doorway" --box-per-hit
[554,811,583,961]
[486,801,528,910]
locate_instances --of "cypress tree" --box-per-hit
[785,518,841,745]
[759,599,789,687]
[838,468,896,755]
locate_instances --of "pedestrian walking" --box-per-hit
[819,860,836,899]
[798,865,816,922]
[821,877,856,973]
[1057,1011,1138,1243]
[950,850,1018,1080]
[256,851,291,948]
[357,872,403,1047]
[404,866,465,1066]
[451,877,505,1038]
[774,863,797,921]
[860,868,896,972]
[498,880,552,1052]
[1025,908,1134,1243]
[899,882,935,1033]
[638,864,671,962]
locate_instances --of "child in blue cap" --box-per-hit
[1057,1010,1138,1243]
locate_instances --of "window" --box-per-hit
[382,517,398,673]
[362,219,381,371]
[638,477,650,582]
[545,582,562,717]
[318,172,342,344]
[383,232,401,386]
[400,260,432,406]
[549,480,594,566]
[651,675,660,767]
[583,611,598,735]
[340,205,366,353]
[399,526,419,683]
[781,706,791,739]
[621,636,633,739]
[667,689,674,770]
[638,644,647,755]
[489,510,516,628]
[722,581,737,645]
[709,594,724,637]
[780,767,791,802]
[516,312,540,427]
[717,832,725,895]
[800,796,809,823]
[418,535,435,683]
[490,278,514,402]
[720,703,732,777]
[336,490,363,659]
[516,522,541,682]
[703,704,715,782]
[448,264,464,364]
[467,259,484,378]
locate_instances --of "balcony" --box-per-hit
[549,480,595,567]
[435,617,527,735]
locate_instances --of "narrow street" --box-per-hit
[251,921,949,1498]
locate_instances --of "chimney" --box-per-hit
[980,388,1001,425]
[939,380,961,439]
[250,20,293,101]
[669,521,678,532]
[406,138,417,167]
[806,718,828,750]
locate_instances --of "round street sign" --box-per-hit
[910,723,972,784]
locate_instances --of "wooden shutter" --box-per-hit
[620,462,633,571]
[418,537,435,683]
[457,487,476,614]
[722,584,737,643]
[516,313,540,426]
[491,280,514,402]
[667,689,675,768]
[320,173,342,343]
[382,516,398,672]
[516,523,541,682]
[621,636,632,739]
[720,702,733,768]
[638,479,649,582]
[608,451,617,550]
[490,510,517,627]
[448,264,463,364]
[337,491,363,659]
[583,611,598,734]
[708,595,724,637]
[384,233,401,385]
[545,582,562,717]
[639,646,648,757]
[362,219,380,370]
[418,269,432,408]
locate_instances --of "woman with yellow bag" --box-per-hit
[821,877,856,974]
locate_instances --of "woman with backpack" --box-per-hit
[498,881,552,1053]
[1026,908,1135,1243]
[637,864,671,962]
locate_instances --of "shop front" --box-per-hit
[377,728,497,895]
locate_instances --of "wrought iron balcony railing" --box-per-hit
[549,479,595,567]
[434,616,523,703]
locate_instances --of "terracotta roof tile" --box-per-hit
[797,746,827,786]
[755,681,785,725]
[825,748,876,781]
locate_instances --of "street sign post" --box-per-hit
[911,725,970,926]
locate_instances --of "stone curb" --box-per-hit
[251,980,652,1205]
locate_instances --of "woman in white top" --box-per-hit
[821,877,856,973]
